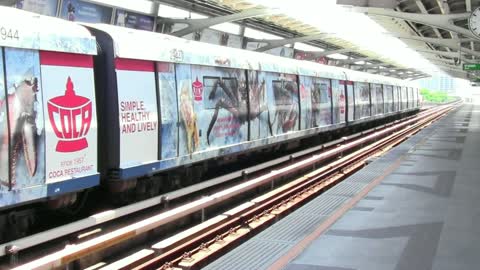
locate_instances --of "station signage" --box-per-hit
[463,64,480,71]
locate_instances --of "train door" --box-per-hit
[299,75,313,130]
[354,81,370,119]
[346,81,354,122]
[267,72,300,135]
[408,87,414,109]
[417,88,421,107]
[384,85,394,113]
[332,80,346,124]
[411,87,416,108]
[186,65,248,151]
[394,86,400,112]
[157,62,179,159]
[370,83,383,115]
[1,48,46,191]
[401,86,408,110]
[313,78,332,127]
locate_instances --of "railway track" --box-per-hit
[6,103,457,270]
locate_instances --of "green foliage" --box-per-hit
[420,88,453,103]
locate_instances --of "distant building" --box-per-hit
[418,74,455,93]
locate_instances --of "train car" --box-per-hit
[0,7,99,236]
[85,24,420,196]
[0,7,420,239]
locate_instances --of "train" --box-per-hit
[0,7,420,238]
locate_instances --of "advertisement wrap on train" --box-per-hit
[116,58,158,168]
[0,48,46,202]
[41,51,97,183]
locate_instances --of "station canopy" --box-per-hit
[4,0,478,81]
[204,0,478,81]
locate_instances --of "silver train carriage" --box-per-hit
[0,7,420,212]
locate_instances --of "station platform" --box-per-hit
[204,104,479,270]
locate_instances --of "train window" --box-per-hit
[273,80,296,105]
[313,82,330,104]
[203,76,239,109]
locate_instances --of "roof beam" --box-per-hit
[395,34,470,48]
[163,7,272,37]
[250,33,332,52]
[394,34,480,57]
[336,0,396,8]
[332,57,374,65]
[393,7,436,51]
[470,41,475,60]
[417,49,477,63]
[416,49,464,58]
[466,0,472,12]
[359,8,477,40]
[435,0,447,14]
[296,48,352,60]
[410,74,431,80]
[425,57,457,65]
[415,0,452,52]
[353,62,389,69]
[438,1,459,40]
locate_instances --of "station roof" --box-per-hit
[164,0,479,81]
[3,0,477,81]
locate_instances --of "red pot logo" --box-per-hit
[48,77,92,152]
[192,77,203,101]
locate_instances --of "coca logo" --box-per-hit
[47,77,92,152]
[192,77,203,101]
